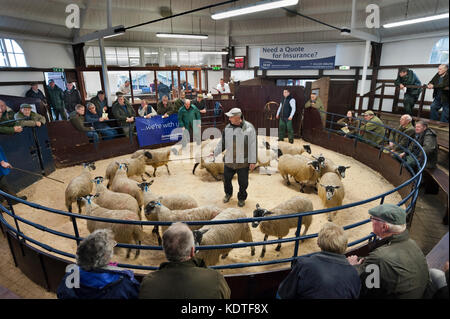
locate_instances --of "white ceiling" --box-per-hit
[0,0,448,47]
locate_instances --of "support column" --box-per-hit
[98,38,112,107]
[359,40,371,111]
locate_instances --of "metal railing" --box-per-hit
[0,111,427,271]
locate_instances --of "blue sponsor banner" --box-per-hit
[259,44,336,70]
[135,114,182,147]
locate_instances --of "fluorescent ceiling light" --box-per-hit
[383,13,449,28]
[156,33,208,39]
[211,0,298,20]
[190,51,228,55]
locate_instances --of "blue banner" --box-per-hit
[135,114,182,147]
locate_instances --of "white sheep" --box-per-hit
[318,172,345,222]
[80,195,144,259]
[266,141,311,156]
[144,201,221,245]
[110,163,144,208]
[255,146,279,170]
[92,176,142,220]
[64,162,96,213]
[132,149,171,177]
[105,151,152,188]
[317,157,350,179]
[193,208,255,266]
[278,154,321,192]
[192,156,224,181]
[252,196,313,258]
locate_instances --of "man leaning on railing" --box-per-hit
[394,67,422,116]
[0,99,23,135]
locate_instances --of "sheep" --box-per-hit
[318,172,345,222]
[80,195,143,259]
[192,156,224,181]
[252,196,313,258]
[92,176,142,220]
[255,146,279,170]
[132,149,171,177]
[144,201,221,245]
[265,141,311,156]
[105,151,152,188]
[278,154,321,192]
[317,157,350,179]
[64,162,96,213]
[110,163,144,208]
[193,208,255,266]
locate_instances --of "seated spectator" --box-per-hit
[394,67,421,116]
[347,204,430,299]
[386,114,415,155]
[277,222,360,299]
[14,103,46,128]
[25,83,46,101]
[192,94,207,114]
[85,102,116,141]
[69,104,99,143]
[400,120,438,171]
[357,110,386,148]
[174,90,186,111]
[1,146,27,206]
[337,110,360,137]
[57,229,140,299]
[138,100,157,118]
[112,96,135,138]
[139,222,231,299]
[429,261,449,299]
[64,82,82,114]
[428,64,449,123]
[0,99,23,135]
[90,90,108,116]
[156,95,177,118]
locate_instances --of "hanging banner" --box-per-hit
[259,44,336,70]
[135,114,182,147]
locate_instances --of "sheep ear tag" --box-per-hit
[144,185,149,192]
[156,201,161,206]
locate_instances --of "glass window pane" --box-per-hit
[116,47,128,57]
[131,71,156,104]
[117,56,129,66]
[0,39,6,53]
[105,47,116,55]
[5,39,13,52]
[85,46,94,57]
[129,58,140,66]
[86,57,95,66]
[0,52,6,66]
[179,51,189,66]
[82,71,102,100]
[8,53,16,67]
[128,47,139,57]
[11,40,23,53]
[92,46,100,57]
[157,71,172,100]
[108,70,131,102]
[15,54,27,67]
[106,56,117,66]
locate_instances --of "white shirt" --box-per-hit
[276,98,296,119]
[216,83,231,93]
[119,84,131,94]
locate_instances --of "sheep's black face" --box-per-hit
[303,145,311,154]
[277,149,283,158]
[144,201,158,216]
[322,185,339,200]
[310,161,321,171]
[193,230,203,246]
[144,151,153,159]
[252,208,268,228]
[264,141,271,150]
[337,166,347,178]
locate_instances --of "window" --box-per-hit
[143,48,159,66]
[430,37,449,64]
[85,46,141,66]
[0,38,27,67]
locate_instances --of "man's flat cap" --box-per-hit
[369,204,406,225]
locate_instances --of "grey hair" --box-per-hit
[86,102,95,108]
[317,222,348,255]
[401,114,412,122]
[185,99,191,104]
[162,222,195,262]
[76,229,115,271]
[385,222,406,234]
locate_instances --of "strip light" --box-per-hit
[211,0,298,20]
[156,33,208,39]
[190,51,229,55]
[383,13,449,28]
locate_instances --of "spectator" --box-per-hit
[69,104,99,144]
[347,204,430,299]
[47,79,67,121]
[181,80,192,91]
[139,222,230,299]
[178,99,201,150]
[0,146,27,206]
[0,99,23,135]
[276,88,296,144]
[192,94,207,114]
[305,92,325,125]
[386,114,415,155]
[85,102,116,141]
[156,95,177,118]
[57,229,140,299]
[429,261,449,299]
[119,80,131,95]
[394,67,422,115]
[174,90,186,111]
[25,83,46,101]
[428,64,449,123]
[400,120,438,171]
[277,222,360,299]
[112,96,136,138]
[90,90,108,116]
[14,103,46,128]
[213,108,257,207]
[138,100,157,118]
[64,82,82,114]
[358,110,386,148]
[337,110,360,137]
[216,78,231,94]
[157,81,170,100]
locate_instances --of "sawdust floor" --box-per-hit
[5,137,403,277]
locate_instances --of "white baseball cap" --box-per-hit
[225,107,242,117]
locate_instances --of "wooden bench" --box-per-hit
[423,167,449,224]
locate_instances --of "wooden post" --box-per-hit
[393,86,400,113]
[378,83,385,117]
[418,85,426,118]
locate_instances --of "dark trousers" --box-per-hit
[0,175,17,203]
[223,165,249,201]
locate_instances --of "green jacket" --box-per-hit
[139,257,230,299]
[156,101,178,116]
[394,70,422,97]
[14,111,47,127]
[305,97,325,122]
[428,71,449,104]
[69,111,91,133]
[0,108,17,134]
[360,115,386,147]
[356,230,429,299]
[47,85,66,110]
[389,122,415,153]
[337,116,361,134]
[174,98,185,111]
[178,105,201,131]
[409,128,438,169]
[112,101,136,126]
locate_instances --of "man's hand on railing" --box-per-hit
[14,126,23,133]
[399,152,406,159]
[200,109,207,114]
[1,160,12,169]
[36,121,42,127]
[427,84,434,89]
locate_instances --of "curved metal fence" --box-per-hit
[0,110,427,271]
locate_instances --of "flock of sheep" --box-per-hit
[63,138,351,266]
